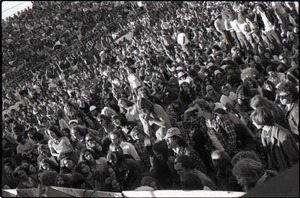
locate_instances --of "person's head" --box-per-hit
[75,161,91,175]
[232,158,265,192]
[152,140,169,161]
[211,150,232,169]
[204,77,212,86]
[118,98,134,109]
[14,166,28,180]
[96,113,111,126]
[221,85,231,96]
[130,126,146,141]
[40,170,58,186]
[276,80,298,105]
[89,105,98,117]
[137,86,151,98]
[56,108,65,120]
[55,174,72,187]
[16,134,26,144]
[278,54,288,64]
[137,97,154,114]
[111,115,126,127]
[40,158,57,171]
[85,132,99,148]
[164,127,186,149]
[68,118,78,128]
[61,128,71,138]
[180,82,191,92]
[256,3,266,13]
[108,151,125,167]
[231,151,262,167]
[174,154,195,176]
[263,80,275,92]
[79,148,99,163]
[140,176,161,190]
[46,125,63,141]
[70,126,85,140]
[266,65,276,77]
[38,144,51,157]
[194,99,213,119]
[250,94,274,110]
[3,158,15,174]
[109,130,123,146]
[181,172,204,190]
[62,156,77,170]
[250,106,274,129]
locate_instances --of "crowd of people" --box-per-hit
[2,1,299,194]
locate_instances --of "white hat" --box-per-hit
[164,127,182,140]
[176,66,184,71]
[69,119,78,125]
[214,70,222,76]
[89,105,97,112]
[177,72,186,79]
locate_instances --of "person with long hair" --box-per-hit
[85,132,104,156]
[117,98,140,123]
[108,151,147,190]
[137,97,172,141]
[56,108,71,131]
[78,148,107,173]
[54,174,72,188]
[74,161,106,191]
[210,150,242,191]
[276,80,299,145]
[262,80,277,102]
[250,107,299,172]
[250,94,289,129]
[46,125,74,159]
[178,81,196,111]
[232,158,278,192]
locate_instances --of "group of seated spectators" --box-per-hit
[2,1,299,194]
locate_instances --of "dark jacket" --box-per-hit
[261,124,299,172]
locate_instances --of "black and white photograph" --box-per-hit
[2,1,299,197]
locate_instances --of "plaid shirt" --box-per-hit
[211,113,237,154]
[177,117,215,153]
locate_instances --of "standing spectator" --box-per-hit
[137,97,172,140]
[250,107,299,172]
[196,100,238,156]
[276,80,299,145]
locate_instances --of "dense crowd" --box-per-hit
[2,1,299,194]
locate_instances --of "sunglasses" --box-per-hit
[279,58,285,61]
[86,139,94,142]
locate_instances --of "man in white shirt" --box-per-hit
[109,130,141,161]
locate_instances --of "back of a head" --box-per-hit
[232,158,265,180]
[231,150,262,166]
[211,150,232,169]
[175,154,195,170]
[181,172,204,190]
[40,170,58,186]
